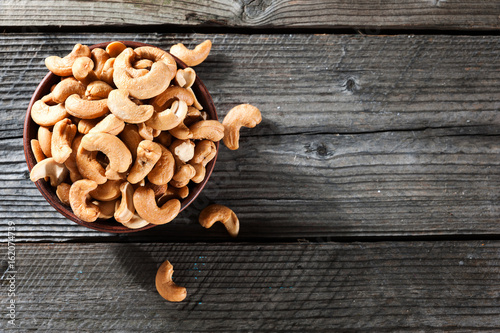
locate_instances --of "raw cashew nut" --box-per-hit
[51,118,77,164]
[30,157,68,187]
[81,133,132,173]
[113,48,174,99]
[146,100,188,131]
[189,120,224,141]
[156,260,187,302]
[114,182,135,223]
[31,139,46,163]
[127,140,162,184]
[85,81,113,100]
[170,40,212,67]
[174,68,196,88]
[65,94,109,119]
[133,187,180,225]
[190,163,206,183]
[72,57,99,85]
[107,89,154,124]
[56,183,71,205]
[106,41,126,58]
[38,126,52,158]
[45,43,91,76]
[169,177,190,189]
[147,144,175,185]
[31,100,68,126]
[191,140,217,166]
[69,179,100,222]
[44,78,86,104]
[168,106,202,140]
[222,104,262,150]
[199,204,239,238]
[89,179,123,201]
[88,114,125,135]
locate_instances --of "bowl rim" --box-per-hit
[23,40,219,233]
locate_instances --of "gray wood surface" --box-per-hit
[1,0,500,31]
[1,33,499,242]
[1,241,499,332]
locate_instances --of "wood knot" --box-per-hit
[342,77,359,94]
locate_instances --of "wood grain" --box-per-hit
[1,0,500,31]
[0,33,499,241]
[1,241,499,331]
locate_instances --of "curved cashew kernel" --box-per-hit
[170,40,212,67]
[169,177,190,189]
[45,43,91,76]
[147,144,175,185]
[37,126,52,158]
[222,104,262,150]
[91,48,110,78]
[137,122,155,141]
[119,124,143,161]
[151,86,194,112]
[146,100,188,131]
[133,59,153,70]
[88,114,125,136]
[56,183,71,206]
[170,139,195,163]
[173,163,196,183]
[191,140,217,166]
[85,81,113,100]
[106,42,126,58]
[186,87,203,110]
[133,187,180,225]
[156,260,187,302]
[157,186,189,206]
[81,133,132,173]
[121,214,149,229]
[189,120,224,141]
[169,122,193,140]
[190,163,206,183]
[65,94,109,119]
[51,118,77,164]
[134,46,177,79]
[114,182,135,223]
[45,78,86,104]
[31,139,46,163]
[199,204,239,238]
[65,134,83,183]
[30,157,69,187]
[69,179,100,222]
[94,199,118,219]
[155,131,172,148]
[77,118,102,134]
[76,145,107,185]
[89,179,123,201]
[174,67,196,88]
[107,89,154,124]
[100,58,115,86]
[127,140,162,184]
[145,183,169,200]
[31,100,68,127]
[113,48,173,100]
[72,57,99,85]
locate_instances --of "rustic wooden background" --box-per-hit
[1,1,499,331]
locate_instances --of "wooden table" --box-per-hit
[1,1,500,331]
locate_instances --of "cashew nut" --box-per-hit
[156,260,187,302]
[121,214,149,229]
[170,139,195,163]
[80,133,132,173]
[37,126,52,158]
[114,182,135,223]
[30,157,69,187]
[31,139,46,163]
[77,118,102,135]
[147,144,175,185]
[107,89,154,124]
[105,165,128,181]
[89,179,123,201]
[137,122,155,141]
[88,114,125,136]
[127,140,162,184]
[134,46,177,79]
[169,177,191,189]
[94,199,118,220]
[151,86,194,112]
[174,67,196,88]
[157,186,189,206]
[31,100,68,127]
[51,118,77,164]
[113,48,174,99]
[222,104,262,150]
[133,59,153,70]
[65,94,109,119]
[69,179,100,222]
[189,120,224,141]
[190,163,206,183]
[100,58,115,86]
[76,144,107,185]
[119,124,143,161]
[191,140,217,165]
[199,204,239,238]
[155,131,172,148]
[72,57,98,85]
[65,134,83,183]
[169,40,212,67]
[85,81,113,100]
[133,187,180,225]
[91,48,110,78]
[186,87,203,110]
[105,41,126,58]
[56,183,71,205]
[45,43,91,76]
[44,78,86,104]
[146,100,188,131]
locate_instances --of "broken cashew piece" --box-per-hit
[222,104,262,150]
[156,260,187,302]
[81,132,132,173]
[30,157,69,187]
[114,182,135,223]
[69,179,100,222]
[170,40,212,67]
[133,187,180,225]
[199,204,239,238]
[174,68,196,88]
[107,89,155,124]
[45,43,91,76]
[51,118,77,164]
[127,140,162,184]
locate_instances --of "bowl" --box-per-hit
[23,41,218,233]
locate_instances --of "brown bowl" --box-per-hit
[23,41,218,233]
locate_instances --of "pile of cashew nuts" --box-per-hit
[28,40,261,302]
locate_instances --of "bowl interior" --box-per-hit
[23,41,218,233]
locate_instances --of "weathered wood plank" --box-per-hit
[1,241,499,331]
[1,0,500,31]
[0,33,499,241]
